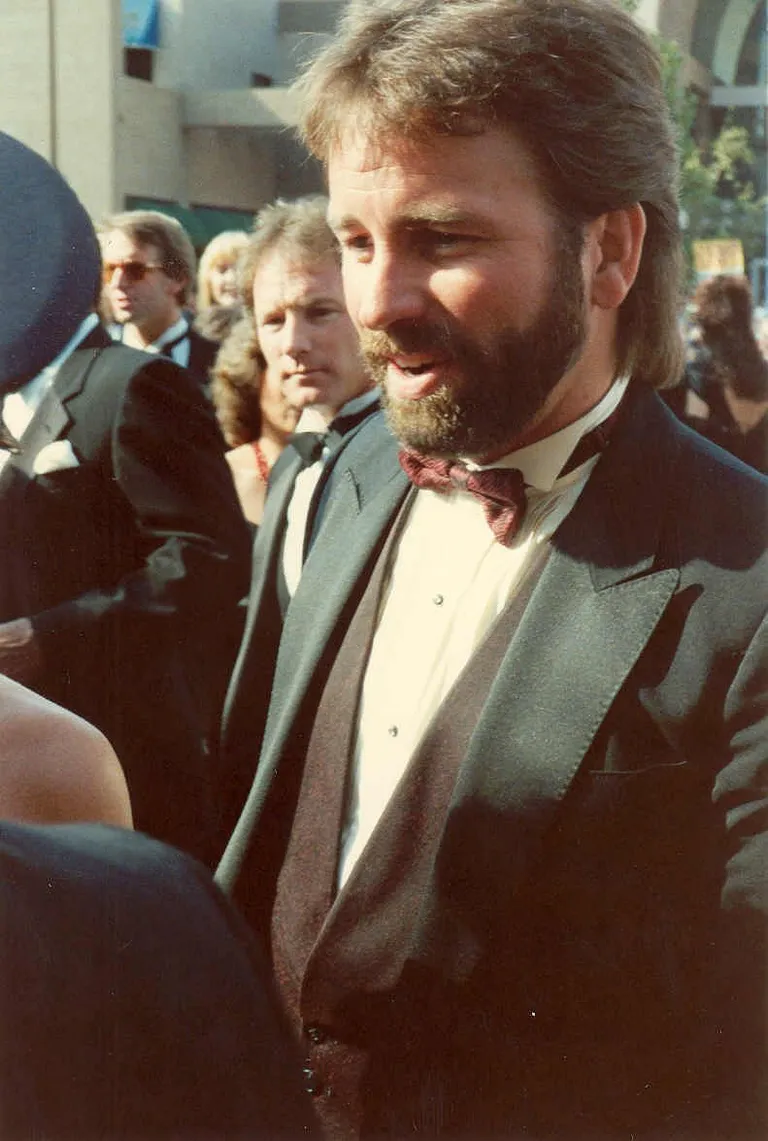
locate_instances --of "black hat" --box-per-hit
[0,132,101,395]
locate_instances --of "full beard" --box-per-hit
[360,238,587,460]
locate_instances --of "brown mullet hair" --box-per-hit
[296,0,685,390]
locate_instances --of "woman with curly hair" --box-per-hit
[676,275,768,473]
[211,312,300,525]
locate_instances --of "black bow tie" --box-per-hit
[290,431,327,465]
[289,400,379,466]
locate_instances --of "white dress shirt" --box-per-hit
[110,315,192,369]
[1,313,100,473]
[282,389,380,597]
[337,376,629,887]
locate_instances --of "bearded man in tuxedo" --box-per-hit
[217,2,768,1137]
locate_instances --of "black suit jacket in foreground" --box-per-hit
[0,325,251,862]
[219,384,768,1138]
[0,821,317,1140]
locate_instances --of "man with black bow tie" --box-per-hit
[100,208,218,394]
[216,3,768,1139]
[0,133,250,865]
[214,196,377,836]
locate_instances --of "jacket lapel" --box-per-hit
[264,424,409,759]
[1,336,106,482]
[407,386,684,970]
[220,450,304,737]
[217,421,408,888]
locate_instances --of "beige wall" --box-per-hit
[54,0,118,219]
[115,78,184,208]
[0,0,118,219]
[0,0,52,158]
[185,127,276,210]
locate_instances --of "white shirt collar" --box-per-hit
[464,375,629,492]
[147,315,190,352]
[294,386,379,434]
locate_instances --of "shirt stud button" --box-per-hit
[433,593,444,605]
[388,725,399,737]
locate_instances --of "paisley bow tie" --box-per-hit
[399,451,527,546]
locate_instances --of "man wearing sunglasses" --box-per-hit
[0,134,250,866]
[100,210,218,395]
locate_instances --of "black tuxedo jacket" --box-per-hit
[216,408,382,839]
[0,821,318,1139]
[219,384,768,1137]
[185,324,218,395]
[0,325,250,862]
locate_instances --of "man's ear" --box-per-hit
[588,204,646,310]
[169,274,189,305]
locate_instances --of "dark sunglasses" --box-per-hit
[103,260,163,284]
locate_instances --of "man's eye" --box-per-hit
[308,307,338,321]
[341,233,372,254]
[261,314,284,328]
[419,230,475,254]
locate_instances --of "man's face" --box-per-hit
[251,253,371,418]
[101,231,183,334]
[328,125,597,461]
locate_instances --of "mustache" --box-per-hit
[358,320,456,362]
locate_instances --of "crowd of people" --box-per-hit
[0,0,766,1138]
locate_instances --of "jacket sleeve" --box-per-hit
[29,354,251,641]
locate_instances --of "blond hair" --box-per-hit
[196,231,250,311]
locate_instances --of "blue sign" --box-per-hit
[122,0,160,49]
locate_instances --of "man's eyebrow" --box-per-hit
[302,293,342,307]
[330,205,479,231]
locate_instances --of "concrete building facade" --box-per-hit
[0,0,765,248]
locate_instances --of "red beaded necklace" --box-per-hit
[251,440,270,483]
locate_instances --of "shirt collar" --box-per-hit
[294,386,379,434]
[465,375,629,492]
[149,315,190,352]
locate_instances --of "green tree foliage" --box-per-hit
[620,0,766,280]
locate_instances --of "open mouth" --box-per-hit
[387,356,451,400]
[392,355,446,375]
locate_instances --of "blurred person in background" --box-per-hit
[211,311,300,525]
[667,274,768,472]
[100,209,218,394]
[0,135,250,865]
[195,229,250,344]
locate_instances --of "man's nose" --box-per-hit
[351,252,423,331]
[108,266,129,290]
[282,312,312,358]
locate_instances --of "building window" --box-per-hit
[124,47,154,81]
